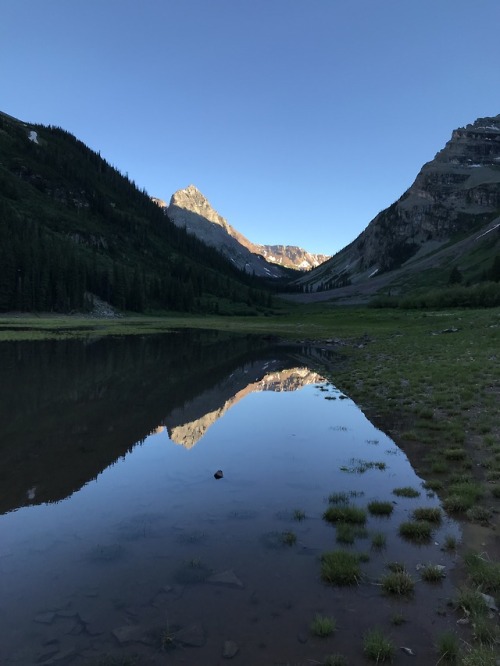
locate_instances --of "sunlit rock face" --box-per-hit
[166,367,324,449]
[162,185,329,275]
[297,114,500,290]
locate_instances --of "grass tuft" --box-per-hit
[363,628,395,662]
[323,505,367,525]
[310,614,336,637]
[320,550,362,586]
[392,486,420,498]
[398,520,433,543]
[367,501,394,516]
[436,631,460,663]
[420,564,446,582]
[464,552,500,593]
[381,570,415,596]
[412,506,442,523]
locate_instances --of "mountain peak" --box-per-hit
[167,185,329,273]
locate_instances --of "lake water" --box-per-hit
[0,331,461,665]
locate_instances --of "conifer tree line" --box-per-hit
[0,113,277,313]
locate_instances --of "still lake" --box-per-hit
[0,331,460,665]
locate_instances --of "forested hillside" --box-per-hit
[0,111,277,314]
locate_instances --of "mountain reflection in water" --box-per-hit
[0,331,334,513]
[0,331,460,666]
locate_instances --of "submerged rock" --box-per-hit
[207,569,244,588]
[223,640,239,658]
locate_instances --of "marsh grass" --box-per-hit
[280,530,297,546]
[464,552,500,593]
[466,506,491,524]
[310,614,337,637]
[381,570,415,596]
[340,458,387,473]
[398,520,433,543]
[371,532,386,550]
[387,561,406,574]
[456,587,489,617]
[367,501,394,516]
[363,628,395,662]
[420,564,446,582]
[320,550,362,586]
[390,611,406,626]
[323,505,367,525]
[436,631,460,663]
[336,523,367,544]
[461,644,498,666]
[328,492,351,505]
[292,509,306,521]
[411,506,442,523]
[392,486,420,498]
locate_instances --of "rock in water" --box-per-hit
[214,470,223,479]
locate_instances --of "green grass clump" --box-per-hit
[387,561,406,574]
[336,523,367,544]
[310,614,337,637]
[390,611,405,626]
[381,570,415,596]
[471,615,500,645]
[398,520,433,543]
[323,505,367,525]
[371,532,386,550]
[456,587,489,617]
[420,564,446,582]
[292,509,306,521]
[464,552,500,593]
[444,481,483,513]
[327,492,351,505]
[412,506,442,523]
[392,486,420,498]
[443,534,458,551]
[367,501,394,516]
[363,628,395,662]
[461,644,498,666]
[466,506,491,524]
[491,485,500,498]
[436,631,460,663]
[444,447,467,461]
[280,530,297,546]
[320,550,362,586]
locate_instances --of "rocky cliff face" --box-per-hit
[298,114,500,291]
[163,185,328,275]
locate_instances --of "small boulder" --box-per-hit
[214,470,224,479]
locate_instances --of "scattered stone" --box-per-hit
[223,640,239,658]
[480,593,498,612]
[112,624,155,646]
[207,569,244,588]
[457,617,470,625]
[400,646,415,656]
[214,470,224,479]
[174,623,206,647]
[34,612,56,624]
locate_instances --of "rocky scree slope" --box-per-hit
[296,114,500,294]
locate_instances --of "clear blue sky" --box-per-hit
[2,1,500,255]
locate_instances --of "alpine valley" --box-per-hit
[0,109,499,314]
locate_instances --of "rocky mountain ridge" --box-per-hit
[155,185,329,275]
[295,114,500,294]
